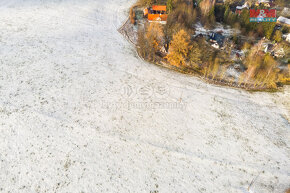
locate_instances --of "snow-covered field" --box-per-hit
[0,0,289,192]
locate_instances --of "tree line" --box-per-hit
[136,0,289,89]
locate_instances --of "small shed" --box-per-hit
[209,32,225,48]
[277,16,290,27]
[235,2,249,15]
[285,33,290,42]
[144,5,168,24]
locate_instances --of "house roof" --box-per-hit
[281,7,290,16]
[285,33,290,41]
[264,43,274,52]
[210,32,225,46]
[152,5,167,11]
[277,16,290,25]
[258,0,270,3]
[236,2,249,10]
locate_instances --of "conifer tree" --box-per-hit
[273,30,282,42]
[167,0,173,13]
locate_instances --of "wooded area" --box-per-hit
[134,0,289,90]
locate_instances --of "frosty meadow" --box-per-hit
[0,0,289,193]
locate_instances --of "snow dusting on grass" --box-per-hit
[0,0,289,192]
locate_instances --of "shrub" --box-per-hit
[189,41,202,67]
[166,2,197,30]
[273,30,282,42]
[130,7,136,24]
[138,0,154,6]
[137,23,164,62]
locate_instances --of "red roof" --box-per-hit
[152,5,167,11]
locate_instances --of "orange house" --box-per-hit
[144,5,168,23]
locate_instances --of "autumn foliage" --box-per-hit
[134,0,289,90]
[239,40,280,88]
[130,7,136,24]
[137,23,164,62]
[165,29,191,66]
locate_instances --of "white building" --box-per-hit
[285,33,290,43]
[277,16,290,26]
